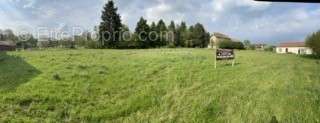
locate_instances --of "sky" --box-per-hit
[0,0,320,44]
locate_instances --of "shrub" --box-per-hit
[218,40,244,49]
[264,46,275,52]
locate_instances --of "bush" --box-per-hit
[264,46,275,52]
[306,30,320,56]
[218,40,245,49]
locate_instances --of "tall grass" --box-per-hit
[0,49,319,122]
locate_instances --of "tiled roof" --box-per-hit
[278,42,306,47]
[213,32,231,39]
[0,41,15,46]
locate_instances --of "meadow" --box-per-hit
[0,49,319,122]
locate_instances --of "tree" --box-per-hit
[99,0,122,48]
[306,30,320,55]
[16,34,38,49]
[168,21,177,47]
[185,23,209,48]
[177,22,187,47]
[186,25,194,47]
[0,29,4,41]
[3,29,18,42]
[120,24,130,42]
[243,40,251,49]
[135,17,151,48]
[157,19,167,46]
[150,22,158,47]
[192,23,209,48]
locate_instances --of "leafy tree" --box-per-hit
[306,30,320,55]
[0,29,4,41]
[243,40,251,49]
[193,23,209,48]
[16,34,38,49]
[3,29,18,42]
[264,45,275,52]
[135,17,151,48]
[185,23,209,48]
[120,24,130,42]
[99,0,122,48]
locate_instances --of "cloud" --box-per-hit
[145,2,185,23]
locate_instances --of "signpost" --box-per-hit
[215,49,235,68]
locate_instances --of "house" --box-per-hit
[276,42,312,55]
[208,32,232,48]
[0,41,16,51]
[254,44,267,51]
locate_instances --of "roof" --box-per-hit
[278,42,306,47]
[0,41,15,46]
[212,32,231,39]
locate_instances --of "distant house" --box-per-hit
[276,42,312,55]
[254,44,267,51]
[208,32,232,48]
[0,41,16,51]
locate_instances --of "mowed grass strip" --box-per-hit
[0,49,319,122]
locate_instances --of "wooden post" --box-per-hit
[214,48,217,69]
[232,59,235,67]
[215,58,217,69]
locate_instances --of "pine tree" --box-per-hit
[168,21,177,47]
[178,21,187,47]
[99,0,122,48]
[157,19,167,46]
[187,25,194,47]
[149,22,158,47]
[135,17,151,48]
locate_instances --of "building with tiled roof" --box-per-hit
[276,41,312,55]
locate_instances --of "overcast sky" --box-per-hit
[0,0,319,44]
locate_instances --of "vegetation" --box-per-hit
[0,49,319,122]
[96,1,210,49]
[243,40,256,50]
[306,30,320,56]
[218,40,245,49]
[0,29,38,49]
[99,0,122,48]
[264,45,276,52]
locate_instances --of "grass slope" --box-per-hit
[0,49,319,122]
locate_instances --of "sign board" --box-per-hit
[216,49,234,60]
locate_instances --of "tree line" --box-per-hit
[98,0,210,49]
[0,29,37,49]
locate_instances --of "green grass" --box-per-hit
[0,49,319,122]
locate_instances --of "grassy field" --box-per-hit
[0,49,319,122]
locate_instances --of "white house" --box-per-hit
[276,42,313,55]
